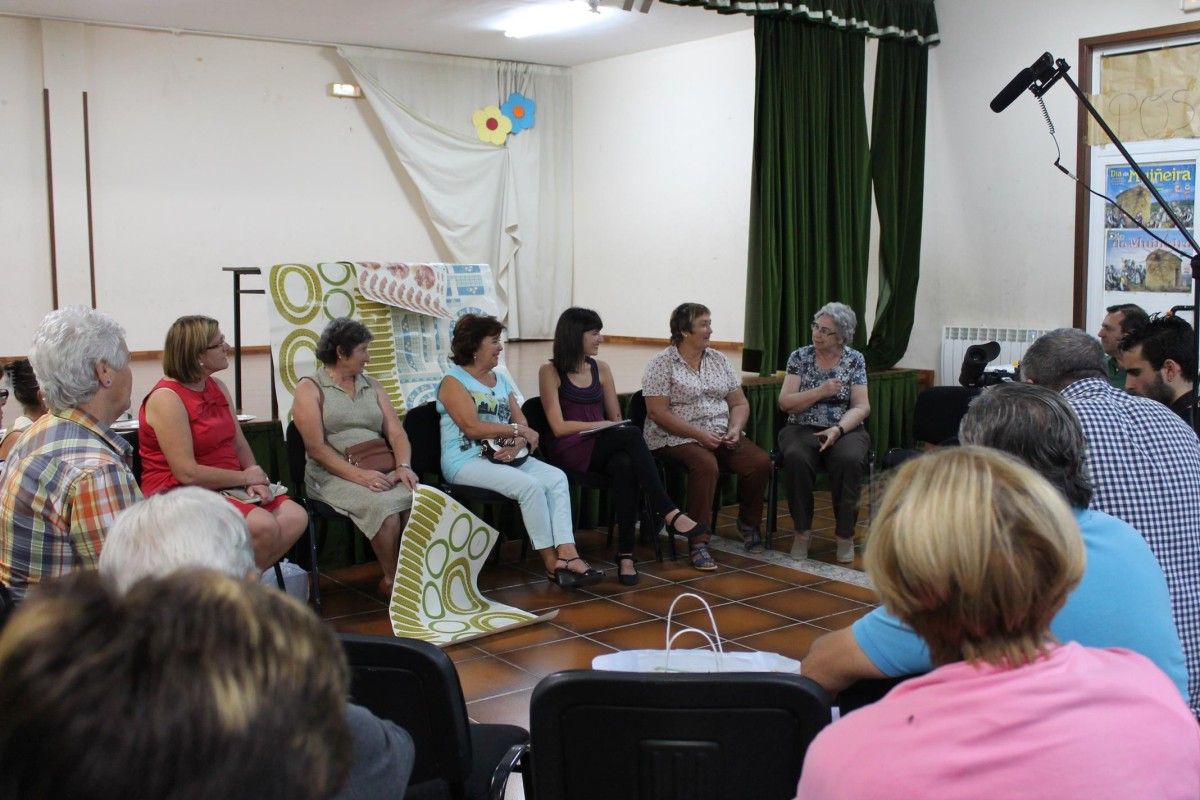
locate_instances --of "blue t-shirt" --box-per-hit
[852,508,1190,702]
[436,364,518,482]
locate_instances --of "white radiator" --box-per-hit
[939,326,1051,386]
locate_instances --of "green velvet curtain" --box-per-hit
[659,0,940,45]
[862,39,929,370]
[743,16,870,375]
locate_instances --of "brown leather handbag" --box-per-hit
[344,437,394,472]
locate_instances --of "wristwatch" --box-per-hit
[398,462,411,470]
[835,423,846,436]
[511,423,520,438]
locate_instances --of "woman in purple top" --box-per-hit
[538,308,706,585]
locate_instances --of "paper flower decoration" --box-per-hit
[500,92,537,133]
[472,105,512,145]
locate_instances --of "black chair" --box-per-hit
[912,386,980,446]
[835,675,909,716]
[402,401,528,562]
[628,390,731,560]
[283,420,344,615]
[521,669,832,800]
[766,409,875,551]
[340,633,529,800]
[522,396,659,559]
[0,584,14,634]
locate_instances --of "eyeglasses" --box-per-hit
[810,322,838,337]
[0,389,8,402]
[206,337,228,350]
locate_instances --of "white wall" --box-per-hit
[0,19,442,355]
[573,30,756,344]
[905,0,1194,371]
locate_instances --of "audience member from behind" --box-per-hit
[292,317,416,597]
[138,315,306,569]
[538,307,707,585]
[439,313,602,587]
[776,302,871,563]
[1023,327,1200,717]
[98,488,415,800]
[0,570,351,800]
[641,303,771,570]
[0,307,142,602]
[801,383,1188,702]
[1118,313,1197,429]
[0,360,48,461]
[1097,302,1148,388]
[795,448,1200,800]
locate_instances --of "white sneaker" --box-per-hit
[790,531,811,560]
[836,538,856,563]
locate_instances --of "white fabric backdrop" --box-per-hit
[339,46,573,338]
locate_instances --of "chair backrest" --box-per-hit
[402,401,444,482]
[529,670,832,800]
[0,584,14,634]
[284,420,308,499]
[521,396,554,455]
[340,633,475,790]
[627,390,647,430]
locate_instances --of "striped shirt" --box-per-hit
[1062,377,1200,718]
[0,409,142,601]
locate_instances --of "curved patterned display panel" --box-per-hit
[389,485,554,645]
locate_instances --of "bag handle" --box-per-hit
[663,627,723,673]
[664,592,725,671]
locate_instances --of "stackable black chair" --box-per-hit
[402,401,527,561]
[766,409,875,551]
[913,386,980,446]
[282,420,333,614]
[520,669,833,800]
[627,390,731,559]
[340,633,530,800]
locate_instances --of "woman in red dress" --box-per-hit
[139,315,306,568]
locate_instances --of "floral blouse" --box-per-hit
[785,345,867,428]
[641,346,741,450]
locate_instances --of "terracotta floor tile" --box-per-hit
[549,598,654,635]
[319,588,386,619]
[477,565,547,591]
[707,550,770,569]
[678,570,792,601]
[498,637,617,678]
[814,580,878,604]
[442,641,491,664]
[468,688,533,731]
[747,564,829,586]
[672,602,795,640]
[608,584,728,617]
[636,556,718,582]
[586,619,671,651]
[576,569,671,597]
[810,606,875,630]
[735,623,827,662]
[485,583,592,613]
[328,609,394,637]
[471,622,578,655]
[455,656,539,703]
[751,587,867,622]
[326,561,384,592]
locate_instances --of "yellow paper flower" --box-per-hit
[472,105,512,145]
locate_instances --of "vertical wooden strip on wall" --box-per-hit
[82,91,97,308]
[43,87,59,309]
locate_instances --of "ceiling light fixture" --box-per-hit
[501,1,611,39]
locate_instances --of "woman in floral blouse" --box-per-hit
[641,303,771,571]
[777,302,871,563]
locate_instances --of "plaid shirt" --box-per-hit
[0,408,142,601]
[1063,378,1200,716]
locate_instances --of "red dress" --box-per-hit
[138,378,283,515]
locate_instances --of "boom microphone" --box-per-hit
[990,52,1055,113]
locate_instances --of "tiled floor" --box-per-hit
[322,492,877,737]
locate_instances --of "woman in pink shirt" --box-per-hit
[796,447,1200,800]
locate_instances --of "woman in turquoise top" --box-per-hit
[437,314,602,588]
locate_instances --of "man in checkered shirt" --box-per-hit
[1024,328,1200,718]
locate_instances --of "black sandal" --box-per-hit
[665,510,710,542]
[615,553,639,586]
[548,557,604,589]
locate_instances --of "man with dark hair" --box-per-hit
[1098,302,1149,388]
[1022,327,1200,717]
[1119,313,1197,428]
[800,383,1189,711]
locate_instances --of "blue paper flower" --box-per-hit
[500,92,536,133]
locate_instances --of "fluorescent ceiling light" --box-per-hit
[501,2,610,39]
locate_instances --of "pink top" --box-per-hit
[138,378,241,496]
[796,642,1200,800]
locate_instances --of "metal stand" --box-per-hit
[221,266,278,419]
[1032,58,1200,430]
